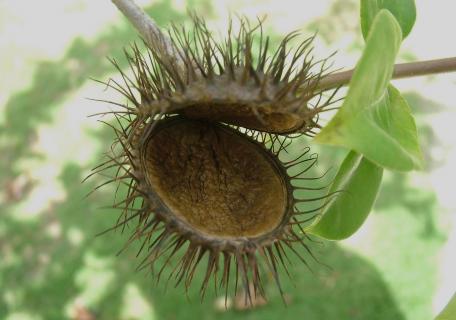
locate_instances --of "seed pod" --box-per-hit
[90,16,337,302]
[97,15,339,136]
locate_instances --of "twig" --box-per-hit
[111,0,456,91]
[317,57,456,91]
[111,0,183,66]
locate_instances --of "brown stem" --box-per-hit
[317,57,456,91]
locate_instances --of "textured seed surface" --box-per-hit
[143,119,287,238]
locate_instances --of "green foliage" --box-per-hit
[313,2,422,240]
[309,151,383,240]
[316,10,422,171]
[360,0,416,39]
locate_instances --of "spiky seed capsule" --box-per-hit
[96,114,326,301]
[103,15,339,136]
[91,16,336,302]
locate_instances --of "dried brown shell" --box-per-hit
[95,16,340,136]
[89,113,333,301]
[89,15,338,303]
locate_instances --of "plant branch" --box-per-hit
[317,57,456,91]
[112,0,456,91]
[111,0,183,66]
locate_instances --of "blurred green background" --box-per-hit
[1,0,455,319]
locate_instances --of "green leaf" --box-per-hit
[315,10,423,171]
[436,293,456,320]
[361,0,416,39]
[347,85,423,170]
[309,151,383,240]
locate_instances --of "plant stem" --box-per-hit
[111,0,183,66]
[111,0,456,90]
[317,57,456,91]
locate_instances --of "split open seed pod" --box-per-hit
[90,16,338,302]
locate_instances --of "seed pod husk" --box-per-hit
[90,16,337,302]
